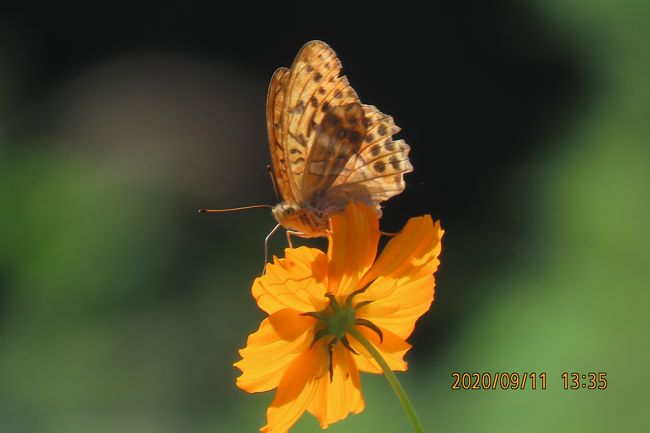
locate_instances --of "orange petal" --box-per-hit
[327,202,380,298]
[261,343,328,433]
[253,247,329,315]
[348,325,412,374]
[307,343,365,428]
[235,309,316,393]
[356,217,443,340]
[357,275,435,340]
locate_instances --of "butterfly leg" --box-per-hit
[285,230,304,248]
[263,223,282,274]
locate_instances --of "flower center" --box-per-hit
[324,299,356,339]
[302,290,384,381]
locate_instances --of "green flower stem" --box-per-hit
[347,327,426,433]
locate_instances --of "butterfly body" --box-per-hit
[271,203,327,238]
[267,41,412,237]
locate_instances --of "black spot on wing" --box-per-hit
[389,155,400,170]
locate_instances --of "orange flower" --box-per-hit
[234,202,443,433]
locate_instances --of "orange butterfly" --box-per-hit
[266,40,412,238]
[202,41,412,243]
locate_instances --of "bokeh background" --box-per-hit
[1,1,648,432]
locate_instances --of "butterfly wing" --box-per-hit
[266,67,293,202]
[325,104,413,215]
[279,40,361,202]
[301,102,366,197]
[271,40,412,223]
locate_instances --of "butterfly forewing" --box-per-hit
[302,102,366,197]
[279,41,360,202]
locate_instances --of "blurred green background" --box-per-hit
[1,1,648,432]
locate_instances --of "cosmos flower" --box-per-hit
[234,202,443,433]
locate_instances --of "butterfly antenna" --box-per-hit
[198,204,273,213]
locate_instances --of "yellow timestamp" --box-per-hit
[451,372,547,390]
[561,372,607,390]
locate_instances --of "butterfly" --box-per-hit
[267,40,413,238]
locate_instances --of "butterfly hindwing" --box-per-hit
[327,104,412,213]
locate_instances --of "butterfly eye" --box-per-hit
[285,207,296,215]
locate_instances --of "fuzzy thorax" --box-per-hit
[272,202,329,238]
